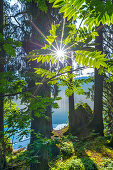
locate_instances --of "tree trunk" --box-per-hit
[30,84,51,170]
[68,54,75,133]
[89,23,104,136]
[0,0,7,169]
[69,94,75,133]
[27,4,52,169]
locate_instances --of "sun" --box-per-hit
[56,49,65,59]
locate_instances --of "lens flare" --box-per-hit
[56,50,65,59]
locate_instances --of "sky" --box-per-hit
[10,0,21,7]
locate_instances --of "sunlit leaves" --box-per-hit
[50,0,113,28]
[52,0,65,8]
[49,0,55,2]
[50,25,56,35]
[59,4,70,13]
[34,66,72,85]
[72,0,85,10]
[45,24,60,46]
[46,35,57,44]
[105,12,110,26]
[75,50,107,69]
[35,68,55,79]
[59,66,71,74]
[28,20,110,89]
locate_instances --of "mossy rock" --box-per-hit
[71,103,93,137]
[82,103,93,121]
[75,103,93,122]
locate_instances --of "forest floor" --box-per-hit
[7,127,113,169]
[51,126,113,169]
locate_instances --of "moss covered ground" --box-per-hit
[7,128,113,169]
[50,132,113,170]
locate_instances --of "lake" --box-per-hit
[12,77,93,150]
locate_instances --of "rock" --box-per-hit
[71,103,93,137]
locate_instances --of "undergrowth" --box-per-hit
[50,136,113,170]
[7,135,113,169]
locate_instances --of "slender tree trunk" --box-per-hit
[68,54,75,133]
[89,23,104,136]
[0,0,7,169]
[69,94,75,132]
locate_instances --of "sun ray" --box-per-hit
[29,53,55,58]
[60,18,66,50]
[53,22,60,51]
[24,14,58,51]
[30,41,60,53]
[55,39,59,50]
[33,75,47,96]
[64,42,78,52]
[30,41,45,48]
[62,43,67,50]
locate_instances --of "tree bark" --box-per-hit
[30,84,51,170]
[26,3,52,169]
[68,54,75,133]
[89,23,104,136]
[69,94,75,133]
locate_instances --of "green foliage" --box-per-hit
[29,22,108,68]
[0,33,21,57]
[53,157,85,170]
[0,135,13,154]
[101,158,113,169]
[81,157,97,170]
[75,50,107,69]
[4,101,31,141]
[50,0,113,27]
[0,72,26,94]
[60,142,74,159]
[28,96,57,118]
[28,21,108,100]
[6,135,113,169]
[22,0,48,12]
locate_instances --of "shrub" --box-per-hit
[81,157,98,170]
[57,158,85,170]
[56,157,97,170]
[100,158,113,169]
[60,142,74,159]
